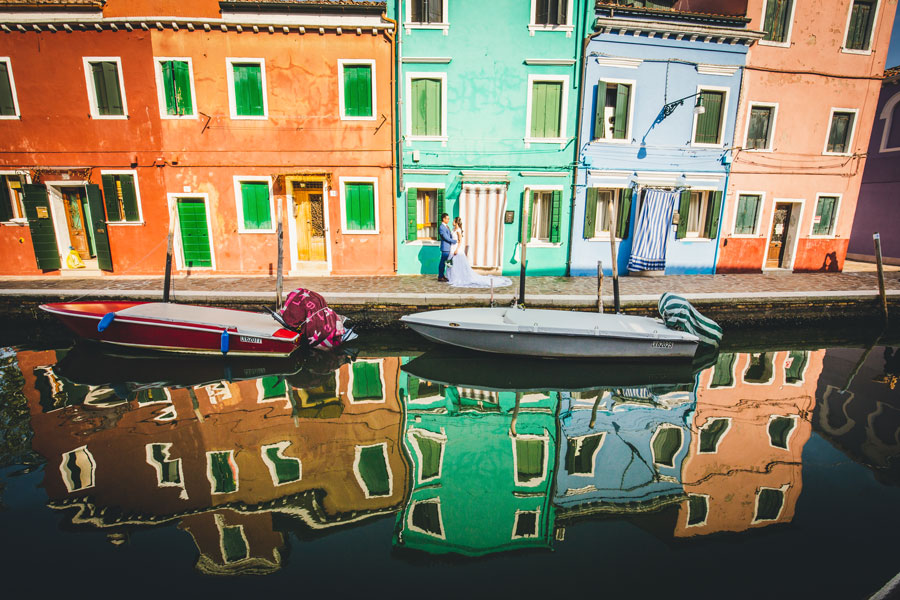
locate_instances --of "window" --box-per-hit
[409,499,444,537]
[216,515,249,563]
[410,0,444,23]
[0,175,26,221]
[527,189,562,243]
[406,187,444,241]
[409,430,445,482]
[753,486,786,522]
[60,445,96,492]
[825,110,856,154]
[155,58,195,118]
[146,443,183,486]
[512,510,540,538]
[342,179,378,233]
[261,441,302,485]
[687,494,709,527]
[339,61,375,120]
[746,104,775,150]
[651,426,683,468]
[698,418,730,453]
[565,433,604,475]
[514,436,547,485]
[207,450,238,494]
[408,75,445,139]
[710,353,736,387]
[676,190,722,239]
[234,177,274,232]
[811,195,838,236]
[593,81,632,141]
[881,94,900,152]
[584,187,632,239]
[784,350,809,384]
[533,0,569,25]
[100,172,141,223]
[693,89,726,145]
[83,58,127,118]
[528,78,566,141]
[762,0,793,44]
[227,59,267,119]
[354,443,392,498]
[744,352,774,384]
[0,58,20,118]
[768,416,796,449]
[350,360,384,401]
[733,194,762,235]
[845,0,877,51]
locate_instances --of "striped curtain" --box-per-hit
[459,184,507,268]
[627,189,677,272]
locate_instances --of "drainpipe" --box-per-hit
[712,65,745,275]
[383,10,400,273]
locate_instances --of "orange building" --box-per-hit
[718,0,896,273]
[0,0,396,277]
[674,349,822,537]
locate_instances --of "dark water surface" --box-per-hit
[2,326,899,599]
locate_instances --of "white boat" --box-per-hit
[400,306,700,359]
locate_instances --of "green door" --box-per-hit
[86,184,113,271]
[23,184,61,271]
[176,198,212,268]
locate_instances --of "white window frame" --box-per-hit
[697,417,732,454]
[730,191,765,238]
[233,175,275,234]
[339,176,380,235]
[404,0,449,33]
[757,0,797,48]
[841,0,881,55]
[752,484,789,523]
[353,442,394,499]
[347,358,386,402]
[592,78,636,144]
[167,192,216,270]
[511,509,542,539]
[743,102,778,152]
[690,85,730,148]
[338,59,377,121]
[822,107,859,156]
[225,57,268,120]
[528,0,574,36]
[524,184,564,247]
[808,192,841,238]
[407,428,447,483]
[878,90,900,153]
[407,498,446,538]
[82,56,128,120]
[405,72,448,143]
[405,182,445,246]
[100,169,144,225]
[525,74,570,146]
[152,57,198,120]
[0,57,20,119]
[511,431,550,488]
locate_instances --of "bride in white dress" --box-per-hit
[446,217,513,288]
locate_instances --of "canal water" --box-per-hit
[1,326,899,599]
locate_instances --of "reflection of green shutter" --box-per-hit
[177,198,212,268]
[565,434,603,474]
[593,82,605,139]
[617,188,633,239]
[357,445,390,496]
[233,63,264,116]
[688,495,708,526]
[745,352,773,383]
[264,444,301,484]
[583,187,597,238]
[549,190,561,244]
[531,81,562,138]
[699,419,729,453]
[352,361,383,400]
[710,353,736,387]
[613,83,629,139]
[413,433,442,480]
[756,488,784,520]
[221,525,248,562]
[652,427,682,467]
[769,417,794,449]
[412,78,441,136]
[706,191,723,238]
[241,181,271,230]
[209,451,237,493]
[695,91,723,144]
[785,350,808,383]
[261,376,286,399]
[515,438,545,483]
[0,62,15,116]
[407,188,418,241]
[676,190,691,239]
[407,375,420,400]
[411,501,442,535]
[812,196,836,235]
[343,64,372,117]
[23,184,61,270]
[345,183,375,231]
[151,444,181,484]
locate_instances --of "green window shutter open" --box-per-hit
[695,91,723,144]
[119,175,139,222]
[162,60,193,116]
[593,82,606,140]
[345,183,375,231]
[676,190,691,239]
[24,184,61,270]
[91,61,124,116]
[613,84,629,139]
[549,190,561,243]
[763,0,792,43]
[524,190,534,243]
[177,198,212,268]
[0,179,12,222]
[617,188,633,239]
[531,81,562,139]
[705,191,723,238]
[87,184,113,271]
[233,63,264,116]
[583,187,597,239]
[343,64,373,118]
[411,78,441,136]
[813,196,837,235]
[846,0,875,50]
[357,445,390,496]
[101,175,122,222]
[0,62,15,116]
[407,188,418,241]
[747,106,771,149]
[240,181,271,230]
[436,188,445,218]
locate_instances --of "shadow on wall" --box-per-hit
[820,252,840,273]
[417,245,440,275]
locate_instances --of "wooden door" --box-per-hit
[62,187,90,259]
[293,183,326,262]
[766,203,793,268]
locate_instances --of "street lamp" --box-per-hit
[658,92,705,122]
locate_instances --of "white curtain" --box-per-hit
[458,184,507,268]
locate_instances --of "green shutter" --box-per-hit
[407,375,420,400]
[412,78,441,137]
[531,81,562,139]
[706,191,723,238]
[524,190,534,242]
[262,376,286,399]
[163,60,193,116]
[846,0,875,50]
[747,106,771,149]
[23,184,61,270]
[407,188,418,241]
[676,190,691,239]
[264,444,301,484]
[813,196,836,235]
[352,361,383,400]
[549,190,561,243]
[119,175,139,222]
[565,434,603,474]
[100,175,122,222]
[436,188,445,218]
[345,183,375,231]
[241,181,271,230]
[177,198,212,268]
[516,438,545,483]
[735,195,760,234]
[92,61,124,116]
[756,488,784,520]
[357,445,390,496]
[617,188,633,239]
[344,65,372,118]
[699,419,729,453]
[687,495,708,526]
[593,82,606,140]
[413,433,442,480]
[710,353,736,387]
[613,84,629,139]
[162,61,177,115]
[652,427,682,467]
[411,502,442,535]
[209,451,237,494]
[150,444,181,484]
[763,0,792,43]
[233,63,264,116]
[583,187,597,239]
[0,178,14,221]
[828,113,852,153]
[87,184,113,271]
[695,91,723,144]
[785,351,808,383]
[221,525,248,562]
[0,62,15,116]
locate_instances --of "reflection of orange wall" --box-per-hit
[674,350,824,537]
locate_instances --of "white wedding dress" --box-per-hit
[446,229,513,288]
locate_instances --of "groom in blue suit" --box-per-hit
[438,213,453,282]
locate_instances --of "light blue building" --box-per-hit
[570,3,761,276]
[387,0,592,276]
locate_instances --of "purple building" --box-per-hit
[848,67,900,265]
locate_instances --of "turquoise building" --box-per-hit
[387,0,592,276]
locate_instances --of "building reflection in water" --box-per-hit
[12,342,835,570]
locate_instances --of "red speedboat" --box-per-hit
[40,301,303,357]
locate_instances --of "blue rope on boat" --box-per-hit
[658,293,723,348]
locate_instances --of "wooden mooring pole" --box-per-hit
[276,197,284,310]
[874,232,888,324]
[163,202,176,302]
[597,261,604,313]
